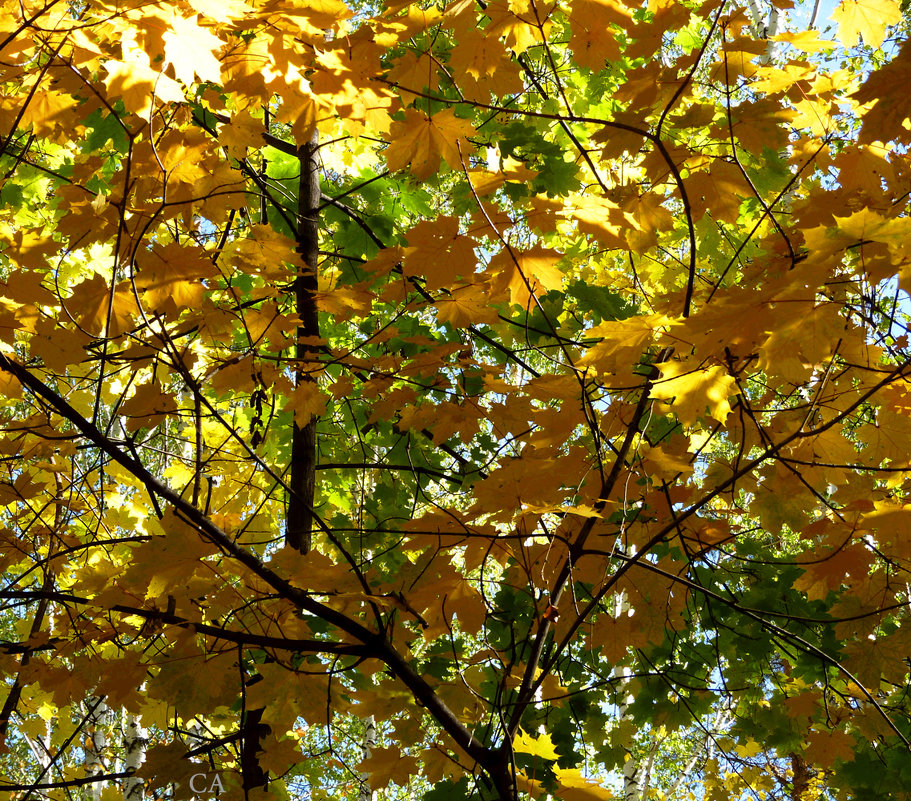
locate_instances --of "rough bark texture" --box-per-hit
[286,131,321,554]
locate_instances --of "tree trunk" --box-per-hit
[85,696,111,801]
[358,715,377,801]
[240,707,270,792]
[286,130,321,554]
[122,713,145,801]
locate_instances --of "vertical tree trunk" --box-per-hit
[122,713,145,801]
[358,715,377,801]
[791,753,811,800]
[286,130,321,554]
[617,665,640,801]
[85,696,111,801]
[240,707,270,793]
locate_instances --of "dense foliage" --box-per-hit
[1,0,911,799]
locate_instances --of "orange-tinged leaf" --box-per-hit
[135,742,196,789]
[258,734,305,776]
[568,0,628,69]
[358,746,420,790]
[488,245,564,307]
[403,217,477,289]
[0,369,22,400]
[853,40,911,144]
[135,242,217,315]
[283,383,329,425]
[388,50,440,93]
[19,89,79,138]
[686,160,751,224]
[218,107,264,158]
[385,108,477,179]
[566,195,631,249]
[448,27,513,80]
[771,29,833,52]
[434,285,499,327]
[831,0,901,48]
[120,381,178,432]
[67,275,139,337]
[784,689,822,720]
[578,315,667,375]
[804,728,856,768]
[484,0,553,53]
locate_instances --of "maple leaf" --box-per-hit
[568,0,628,70]
[66,275,140,337]
[578,315,667,376]
[483,0,553,53]
[103,55,185,117]
[403,217,478,289]
[649,361,736,426]
[135,241,218,316]
[830,0,901,48]
[553,767,615,801]
[434,284,499,327]
[282,384,329,426]
[218,107,264,158]
[120,381,178,432]
[487,245,564,307]
[514,730,559,760]
[358,746,420,790]
[164,14,224,85]
[135,742,196,789]
[804,728,856,768]
[853,39,911,144]
[385,108,477,179]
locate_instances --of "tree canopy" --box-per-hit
[1,0,911,799]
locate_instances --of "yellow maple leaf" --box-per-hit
[120,381,179,433]
[218,107,263,158]
[135,242,217,316]
[578,315,666,375]
[403,217,478,289]
[66,275,140,337]
[649,361,736,426]
[448,27,513,79]
[553,767,614,801]
[771,29,834,53]
[388,50,440,93]
[283,383,329,425]
[566,195,630,249]
[103,57,185,117]
[434,285,499,328]
[385,108,477,179]
[358,746,420,790]
[831,0,901,48]
[484,0,553,54]
[163,14,224,85]
[568,0,628,70]
[488,245,564,307]
[513,730,559,760]
[19,89,78,138]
